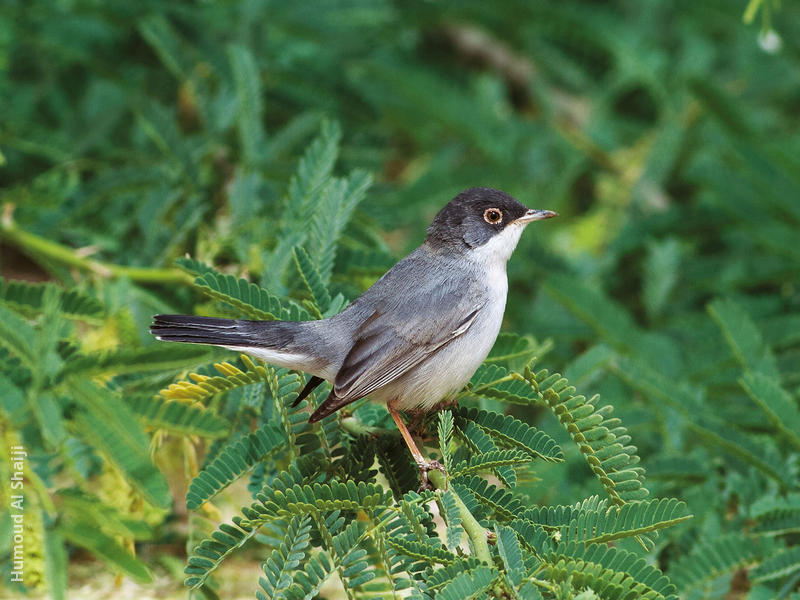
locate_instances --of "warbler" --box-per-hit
[151,187,557,486]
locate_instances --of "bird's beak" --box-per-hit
[516,209,558,224]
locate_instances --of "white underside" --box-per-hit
[223,346,337,380]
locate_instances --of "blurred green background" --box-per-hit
[2,0,799,598]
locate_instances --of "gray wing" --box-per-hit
[335,302,482,400]
[309,251,485,421]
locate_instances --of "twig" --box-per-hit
[1,205,193,285]
[428,469,492,563]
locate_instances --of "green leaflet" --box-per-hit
[68,379,172,509]
[708,297,779,379]
[186,424,285,509]
[228,44,265,165]
[642,237,681,321]
[186,456,324,588]
[194,271,311,321]
[740,371,800,450]
[385,537,458,566]
[456,406,563,462]
[435,565,498,600]
[547,542,678,599]
[668,534,768,594]
[750,546,800,583]
[560,498,692,545]
[439,489,462,551]
[174,256,219,277]
[452,475,525,521]
[456,420,517,487]
[0,277,103,319]
[126,395,229,438]
[437,409,455,473]
[485,332,545,366]
[255,480,391,518]
[466,363,540,404]
[0,302,38,368]
[257,516,313,599]
[306,169,372,285]
[261,120,341,292]
[535,373,649,505]
[60,344,215,379]
[59,520,153,584]
[450,449,533,478]
[293,245,332,317]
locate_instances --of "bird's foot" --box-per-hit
[417,459,447,491]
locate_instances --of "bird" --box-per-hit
[151,187,557,487]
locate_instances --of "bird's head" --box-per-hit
[425,187,557,262]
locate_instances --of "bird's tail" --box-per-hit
[150,314,328,377]
[151,314,272,346]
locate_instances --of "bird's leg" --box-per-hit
[387,404,446,491]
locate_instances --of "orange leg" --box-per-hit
[388,403,446,490]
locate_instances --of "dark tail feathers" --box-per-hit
[150,314,296,348]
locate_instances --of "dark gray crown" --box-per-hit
[426,187,529,249]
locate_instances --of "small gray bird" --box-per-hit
[151,187,556,486]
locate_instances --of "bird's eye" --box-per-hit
[483,208,503,224]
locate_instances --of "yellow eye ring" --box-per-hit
[483,208,503,224]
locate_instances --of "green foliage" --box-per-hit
[186,424,285,510]
[194,271,312,322]
[2,0,798,596]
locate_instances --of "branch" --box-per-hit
[428,469,491,564]
[1,204,193,285]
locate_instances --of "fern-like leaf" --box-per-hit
[386,537,458,566]
[486,332,545,366]
[61,344,213,379]
[456,406,563,463]
[435,565,498,600]
[450,449,532,478]
[751,494,800,536]
[495,524,525,586]
[58,519,153,584]
[126,395,229,438]
[293,245,332,317]
[376,434,420,498]
[161,354,272,401]
[438,409,455,473]
[750,546,800,583]
[253,480,391,518]
[186,424,285,510]
[561,498,692,545]
[185,456,324,588]
[533,370,649,505]
[465,363,540,404]
[0,277,103,318]
[548,542,678,599]
[521,496,610,530]
[423,558,485,591]
[668,534,765,594]
[708,297,779,378]
[455,420,516,487]
[193,272,311,321]
[740,371,800,450]
[69,379,171,509]
[262,120,341,291]
[306,169,371,284]
[439,488,462,551]
[452,475,525,522]
[257,516,313,599]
